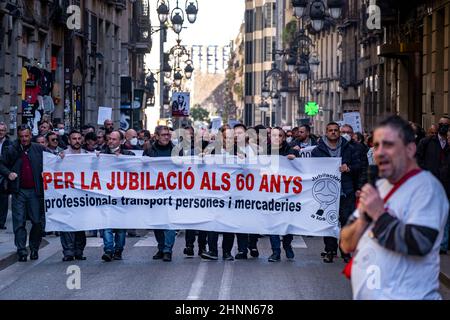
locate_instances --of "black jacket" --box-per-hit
[0,137,12,156]
[348,140,369,190]
[311,137,360,196]
[289,135,318,148]
[0,142,46,196]
[417,135,450,196]
[143,141,176,158]
[268,141,300,157]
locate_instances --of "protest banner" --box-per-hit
[43,153,341,237]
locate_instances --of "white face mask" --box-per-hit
[171,138,179,145]
[342,134,351,142]
[58,129,65,136]
[130,138,138,146]
[286,137,293,144]
[138,139,145,146]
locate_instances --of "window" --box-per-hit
[245,10,254,33]
[245,41,253,64]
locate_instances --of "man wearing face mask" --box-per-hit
[55,122,68,148]
[340,124,368,189]
[417,117,450,254]
[123,129,142,151]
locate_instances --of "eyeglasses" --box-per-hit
[50,138,58,142]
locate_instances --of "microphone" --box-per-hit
[363,165,379,223]
[367,165,379,187]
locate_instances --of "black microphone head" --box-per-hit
[367,165,379,187]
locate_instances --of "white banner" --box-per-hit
[43,153,342,237]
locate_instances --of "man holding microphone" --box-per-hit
[341,116,448,299]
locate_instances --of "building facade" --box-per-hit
[0,0,151,137]
[243,0,276,127]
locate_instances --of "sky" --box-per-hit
[145,0,245,130]
[146,0,245,69]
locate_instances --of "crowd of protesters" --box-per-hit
[0,115,448,269]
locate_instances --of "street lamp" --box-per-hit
[292,0,308,18]
[291,0,343,32]
[327,0,343,19]
[262,85,270,99]
[173,70,183,87]
[286,55,297,73]
[157,1,170,24]
[309,52,320,73]
[184,60,194,79]
[271,92,280,105]
[185,1,199,23]
[297,57,310,81]
[171,10,184,34]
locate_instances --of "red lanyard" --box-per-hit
[343,168,422,280]
[383,168,422,204]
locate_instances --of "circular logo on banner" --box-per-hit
[326,210,339,226]
[312,178,339,217]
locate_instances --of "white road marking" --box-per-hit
[85,238,104,247]
[292,236,307,248]
[187,262,209,300]
[218,262,234,300]
[134,235,158,247]
[0,238,61,292]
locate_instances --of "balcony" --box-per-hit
[131,1,152,54]
[106,0,126,10]
[23,0,49,28]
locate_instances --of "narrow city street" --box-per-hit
[0,231,353,300]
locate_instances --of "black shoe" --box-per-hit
[440,250,447,255]
[0,225,6,230]
[284,246,295,259]
[30,251,38,260]
[223,252,234,261]
[198,247,206,256]
[18,255,27,262]
[250,248,259,258]
[235,252,247,260]
[201,251,218,260]
[163,252,172,262]
[153,251,164,260]
[183,247,194,256]
[323,252,334,263]
[321,250,337,258]
[127,233,139,237]
[268,253,281,262]
[75,255,87,261]
[62,256,74,262]
[102,253,113,262]
[113,251,123,260]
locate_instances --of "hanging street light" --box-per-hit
[184,60,194,79]
[185,1,199,24]
[157,1,170,24]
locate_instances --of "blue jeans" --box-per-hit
[154,229,176,253]
[441,215,450,251]
[269,234,293,254]
[103,229,126,254]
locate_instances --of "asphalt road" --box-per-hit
[0,231,354,300]
[0,231,448,300]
